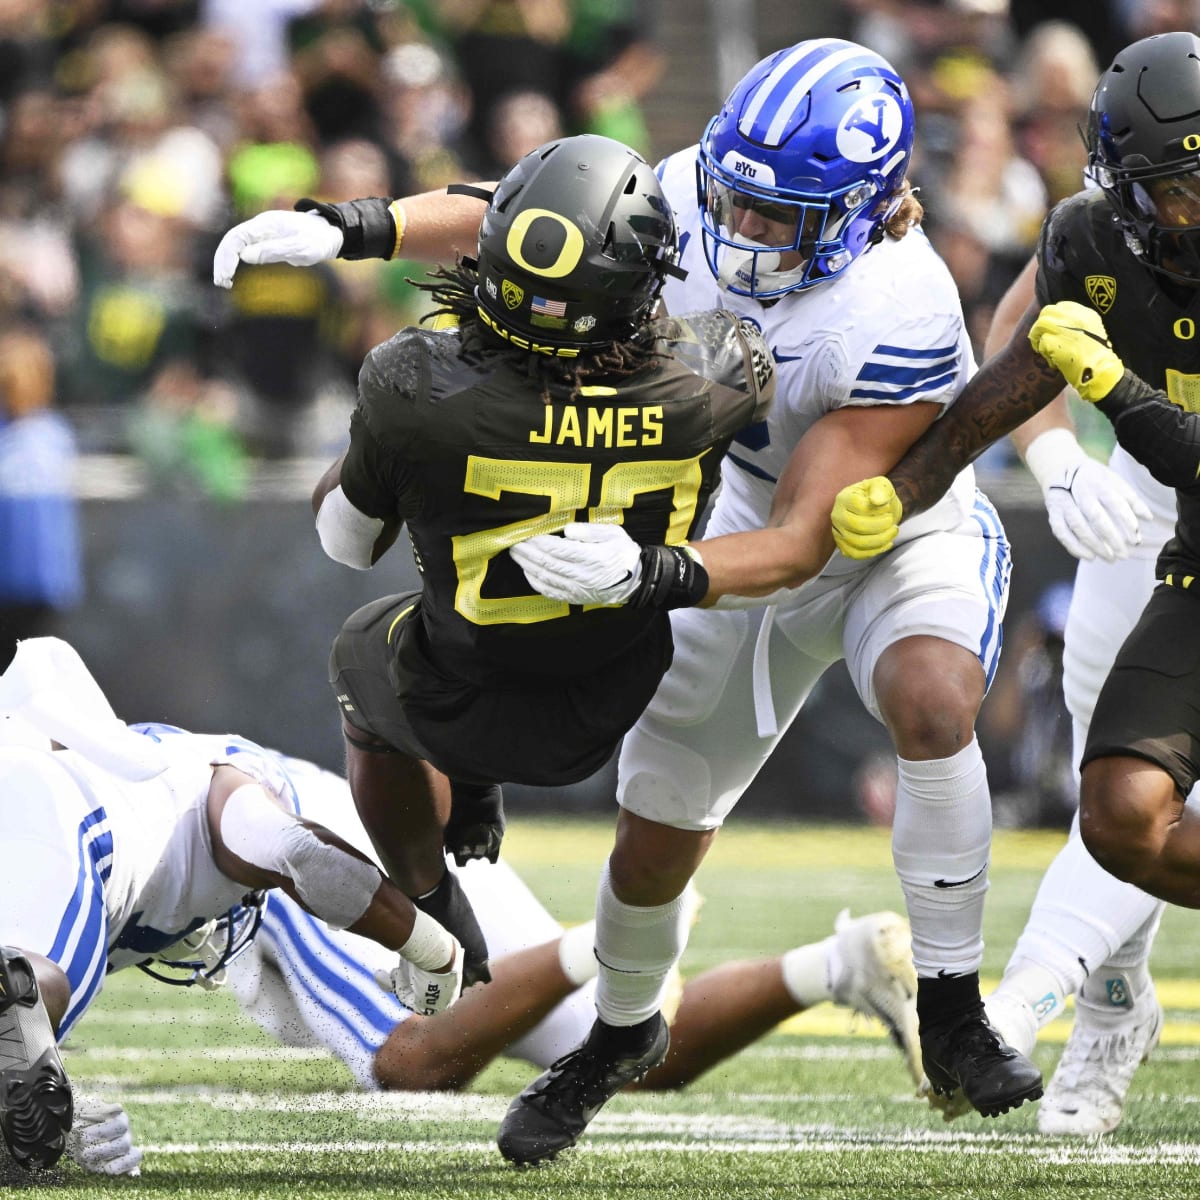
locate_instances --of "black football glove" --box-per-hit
[293,196,397,260]
[444,782,505,868]
[413,869,491,987]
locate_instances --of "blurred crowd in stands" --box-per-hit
[0,0,667,485]
[3,0,1193,478]
[1,0,1196,696]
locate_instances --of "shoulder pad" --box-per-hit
[1037,191,1117,301]
[650,310,771,396]
[356,327,434,439]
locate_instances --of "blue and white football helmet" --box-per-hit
[137,894,267,990]
[698,38,915,299]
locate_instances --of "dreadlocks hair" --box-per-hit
[410,262,665,405]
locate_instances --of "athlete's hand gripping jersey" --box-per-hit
[656,148,978,569]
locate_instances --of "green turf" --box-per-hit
[18,819,1200,1198]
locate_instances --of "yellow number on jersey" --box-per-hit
[452,453,707,626]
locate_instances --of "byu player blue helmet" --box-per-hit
[698,38,915,298]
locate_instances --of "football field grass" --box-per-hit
[20,818,1200,1198]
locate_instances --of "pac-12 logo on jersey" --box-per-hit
[1085,274,1117,313]
[836,95,906,166]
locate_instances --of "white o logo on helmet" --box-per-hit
[835,94,905,164]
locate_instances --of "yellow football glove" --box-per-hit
[832,476,903,560]
[1028,301,1125,402]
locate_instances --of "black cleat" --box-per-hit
[0,948,72,1171]
[921,1008,1043,1118]
[497,1014,669,1166]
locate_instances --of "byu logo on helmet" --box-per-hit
[837,95,906,166]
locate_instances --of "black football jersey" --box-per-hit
[338,310,771,687]
[1036,189,1200,580]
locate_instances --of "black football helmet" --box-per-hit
[1086,32,1200,285]
[470,134,680,357]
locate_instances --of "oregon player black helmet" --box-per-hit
[1086,32,1200,285]
[471,134,680,358]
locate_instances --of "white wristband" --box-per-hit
[1022,427,1087,491]
[400,909,456,971]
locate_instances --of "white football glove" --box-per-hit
[212,210,344,288]
[1023,428,1151,562]
[67,1096,143,1176]
[374,938,464,1016]
[510,522,642,605]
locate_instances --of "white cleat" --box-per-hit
[1037,986,1163,1136]
[830,909,921,1085]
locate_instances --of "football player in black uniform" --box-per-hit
[308,135,773,988]
[831,32,1200,909]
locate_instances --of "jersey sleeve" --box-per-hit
[337,337,424,521]
[1098,371,1200,489]
[834,307,969,414]
[658,308,774,427]
[1034,194,1091,306]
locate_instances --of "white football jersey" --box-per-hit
[61,723,300,974]
[658,148,979,564]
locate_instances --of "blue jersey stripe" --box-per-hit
[849,368,960,402]
[871,343,960,359]
[726,451,778,484]
[265,900,398,1045]
[59,936,107,1040]
[264,893,387,998]
[261,919,383,1058]
[969,491,1010,691]
[856,359,960,386]
[48,810,110,963]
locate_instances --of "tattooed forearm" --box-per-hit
[888,342,1061,519]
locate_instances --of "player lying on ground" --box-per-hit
[0,637,461,1175]
[225,753,921,1101]
[0,642,919,1175]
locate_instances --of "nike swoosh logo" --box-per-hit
[933,864,987,889]
[771,348,803,363]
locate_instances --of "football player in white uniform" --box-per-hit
[0,638,462,1175]
[211,38,1040,1163]
[0,641,921,1177]
[230,754,923,1100]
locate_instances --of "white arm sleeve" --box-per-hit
[314,485,386,570]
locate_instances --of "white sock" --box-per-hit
[983,989,1039,1057]
[890,737,991,976]
[557,921,598,988]
[1007,824,1162,1000]
[992,960,1068,1034]
[781,936,836,1009]
[593,864,693,1027]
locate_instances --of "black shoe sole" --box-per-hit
[926,1063,1044,1119]
[0,950,72,1171]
